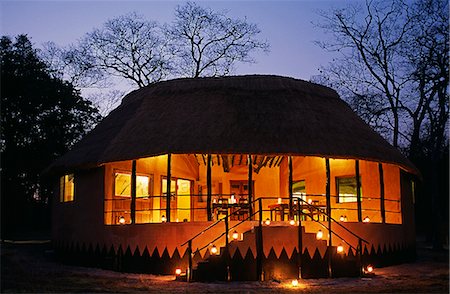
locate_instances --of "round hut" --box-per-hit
[49,75,418,280]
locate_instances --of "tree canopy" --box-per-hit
[315,0,449,249]
[0,34,101,237]
[43,2,269,90]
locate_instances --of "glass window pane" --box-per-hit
[337,177,361,203]
[136,175,149,197]
[115,173,131,197]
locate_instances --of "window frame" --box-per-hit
[113,170,153,198]
[336,176,362,203]
[60,173,75,202]
[292,179,306,201]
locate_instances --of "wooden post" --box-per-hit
[325,158,332,278]
[225,210,230,281]
[207,154,212,221]
[379,163,386,224]
[256,198,264,281]
[297,200,303,278]
[248,155,253,219]
[130,160,137,224]
[288,156,294,219]
[355,160,362,222]
[187,240,193,282]
[166,153,171,222]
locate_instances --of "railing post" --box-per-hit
[358,238,363,277]
[187,240,192,282]
[325,158,333,278]
[355,160,362,222]
[166,153,171,222]
[248,155,253,219]
[256,198,264,281]
[130,160,137,224]
[379,163,386,224]
[297,200,303,278]
[288,156,294,220]
[225,210,230,281]
[207,154,212,221]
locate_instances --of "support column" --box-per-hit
[248,155,253,219]
[325,158,332,278]
[288,156,294,220]
[379,163,386,224]
[206,154,212,221]
[166,153,171,222]
[130,160,137,224]
[355,160,362,222]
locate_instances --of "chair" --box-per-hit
[234,197,250,221]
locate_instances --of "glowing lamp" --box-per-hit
[365,265,374,273]
[118,216,126,225]
[161,215,167,223]
[175,268,182,276]
[232,230,239,240]
[278,197,282,204]
[339,215,345,222]
[291,279,299,287]
[316,230,323,240]
[363,216,370,223]
[289,219,296,226]
[307,199,312,204]
[176,218,179,223]
[337,244,344,253]
[264,218,271,225]
[210,245,218,255]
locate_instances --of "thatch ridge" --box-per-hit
[47,75,417,175]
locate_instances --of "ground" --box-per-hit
[1,238,448,293]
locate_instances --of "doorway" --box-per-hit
[161,177,193,222]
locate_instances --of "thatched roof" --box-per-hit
[47,75,417,175]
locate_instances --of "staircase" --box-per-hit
[182,198,367,282]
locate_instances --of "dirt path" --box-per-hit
[1,241,448,293]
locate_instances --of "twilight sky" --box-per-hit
[1,0,356,109]
[0,0,358,78]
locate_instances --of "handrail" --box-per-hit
[181,196,372,281]
[181,198,259,247]
[196,210,259,252]
[297,198,369,245]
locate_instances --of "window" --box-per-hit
[336,176,361,203]
[60,174,74,202]
[114,172,150,197]
[293,180,306,201]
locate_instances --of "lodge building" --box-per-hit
[49,75,417,280]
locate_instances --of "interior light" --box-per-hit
[291,279,299,287]
[278,197,282,204]
[289,219,296,225]
[161,215,167,223]
[316,230,323,240]
[118,216,126,225]
[232,230,239,240]
[175,268,182,276]
[210,245,218,255]
[337,244,344,253]
[363,216,370,223]
[265,218,271,225]
[339,215,345,222]
[307,199,312,204]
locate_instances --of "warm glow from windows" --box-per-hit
[114,172,150,197]
[60,174,74,202]
[336,176,362,203]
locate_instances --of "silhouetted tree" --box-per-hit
[167,2,269,78]
[315,0,449,249]
[0,35,101,238]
